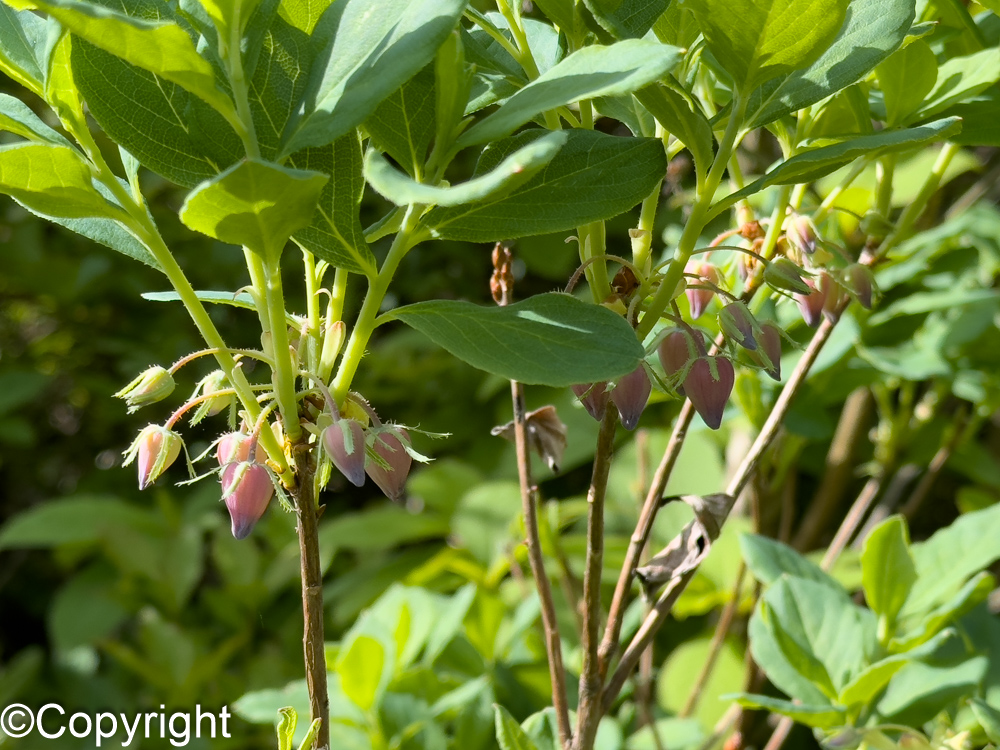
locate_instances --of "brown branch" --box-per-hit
[820,473,883,571]
[574,405,619,750]
[900,409,971,520]
[511,380,573,748]
[293,444,330,750]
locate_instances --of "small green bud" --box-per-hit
[114,366,175,413]
[764,258,813,295]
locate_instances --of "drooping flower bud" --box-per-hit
[685,260,720,319]
[794,276,829,327]
[366,428,412,503]
[658,329,704,395]
[571,382,609,422]
[322,418,367,487]
[764,257,813,295]
[124,424,183,489]
[114,366,175,413]
[684,357,735,430]
[191,370,234,423]
[216,431,254,465]
[611,365,651,430]
[755,323,782,381]
[221,461,274,540]
[719,301,758,351]
[843,264,876,309]
[786,214,818,255]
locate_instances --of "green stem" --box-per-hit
[303,249,322,374]
[875,154,896,218]
[496,0,561,131]
[318,268,349,384]
[225,0,260,159]
[263,257,302,442]
[332,206,424,404]
[637,95,746,340]
[631,181,663,277]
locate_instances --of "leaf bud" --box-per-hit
[611,365,651,430]
[684,357,734,430]
[764,257,813,295]
[114,366,175,413]
[124,424,183,489]
[685,259,720,319]
[322,417,367,487]
[221,461,275,540]
[719,301,759,351]
[366,428,413,503]
[571,382,609,422]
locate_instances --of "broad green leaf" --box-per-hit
[875,40,938,126]
[423,583,477,663]
[594,94,655,137]
[289,131,375,276]
[892,573,993,653]
[276,0,330,34]
[48,571,129,652]
[869,288,1000,325]
[366,131,567,207]
[434,31,470,160]
[423,129,666,241]
[365,63,436,178]
[583,0,669,39]
[684,0,848,95]
[745,0,914,128]
[142,290,259,314]
[494,704,540,750]
[0,142,125,220]
[532,0,581,37]
[944,91,1000,147]
[179,159,327,259]
[902,502,1000,616]
[861,515,917,625]
[710,117,963,217]
[739,534,840,589]
[837,629,954,707]
[32,0,239,124]
[0,93,71,145]
[0,5,46,95]
[387,293,644,388]
[280,0,466,155]
[761,597,838,698]
[337,634,387,711]
[876,656,988,724]
[916,47,1000,119]
[724,693,845,728]
[635,83,715,184]
[458,39,682,146]
[971,698,1000,744]
[653,1,699,48]
[809,85,873,139]
[0,495,159,549]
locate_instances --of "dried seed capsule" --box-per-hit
[322,418,367,487]
[611,365,651,430]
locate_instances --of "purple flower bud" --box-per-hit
[719,301,758,351]
[322,418,367,487]
[114,366,175,413]
[685,260,720,319]
[571,382,609,422]
[684,357,734,430]
[786,214,818,255]
[611,365,651,430]
[366,428,412,503]
[658,329,704,396]
[794,275,829,327]
[221,461,274,540]
[217,431,254,466]
[765,257,813,295]
[756,323,782,381]
[843,264,876,309]
[125,424,183,489]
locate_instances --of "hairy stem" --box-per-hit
[264,257,302,442]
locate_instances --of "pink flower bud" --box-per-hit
[794,276,829,327]
[755,323,782,381]
[719,301,758,351]
[114,366,175,413]
[216,431,254,465]
[843,264,876,309]
[125,424,183,489]
[221,461,275,540]
[684,357,734,430]
[366,428,412,503]
[786,215,818,255]
[685,260,720,319]
[322,418,367,487]
[611,365,651,430]
[571,382,609,422]
[658,329,704,395]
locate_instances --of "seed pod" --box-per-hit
[684,357,735,430]
[114,366,175,413]
[571,382,609,422]
[221,461,274,540]
[611,365,651,430]
[366,428,412,503]
[719,301,758,351]
[755,323,782,381]
[124,424,183,489]
[685,260,720,319]
[322,418,367,487]
[217,431,254,466]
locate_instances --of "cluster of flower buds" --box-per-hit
[684,259,721,319]
[794,270,841,327]
[657,331,735,430]
[124,424,183,489]
[215,431,275,540]
[114,366,175,413]
[320,412,413,503]
[322,417,367,487]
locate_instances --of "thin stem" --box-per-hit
[575,405,619,750]
[578,221,612,303]
[318,268,349,384]
[511,380,573,749]
[264,257,302,442]
[632,181,664,277]
[813,158,869,224]
[168,347,273,374]
[292,443,330,750]
[225,0,260,159]
[875,155,896,219]
[900,409,976,519]
[303,249,322,375]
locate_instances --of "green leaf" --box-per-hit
[0,495,159,549]
[458,39,682,146]
[684,0,848,95]
[739,533,839,589]
[0,4,46,95]
[386,293,644,388]
[142,290,258,313]
[635,83,713,185]
[366,131,567,207]
[837,629,954,707]
[289,131,375,276]
[710,117,963,217]
[876,656,988,725]
[868,287,999,325]
[0,94,69,146]
[0,142,124,220]
[32,0,239,124]
[971,698,1000,744]
[916,47,1000,119]
[724,693,845,728]
[583,0,669,39]
[861,515,917,625]
[532,0,581,37]
[892,573,993,652]
[744,0,914,128]
[337,634,387,712]
[943,90,1000,147]
[494,704,540,750]
[875,40,938,126]
[760,597,838,698]
[276,707,296,750]
[280,0,466,155]
[365,63,436,178]
[48,570,129,652]
[179,159,327,259]
[423,129,666,241]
